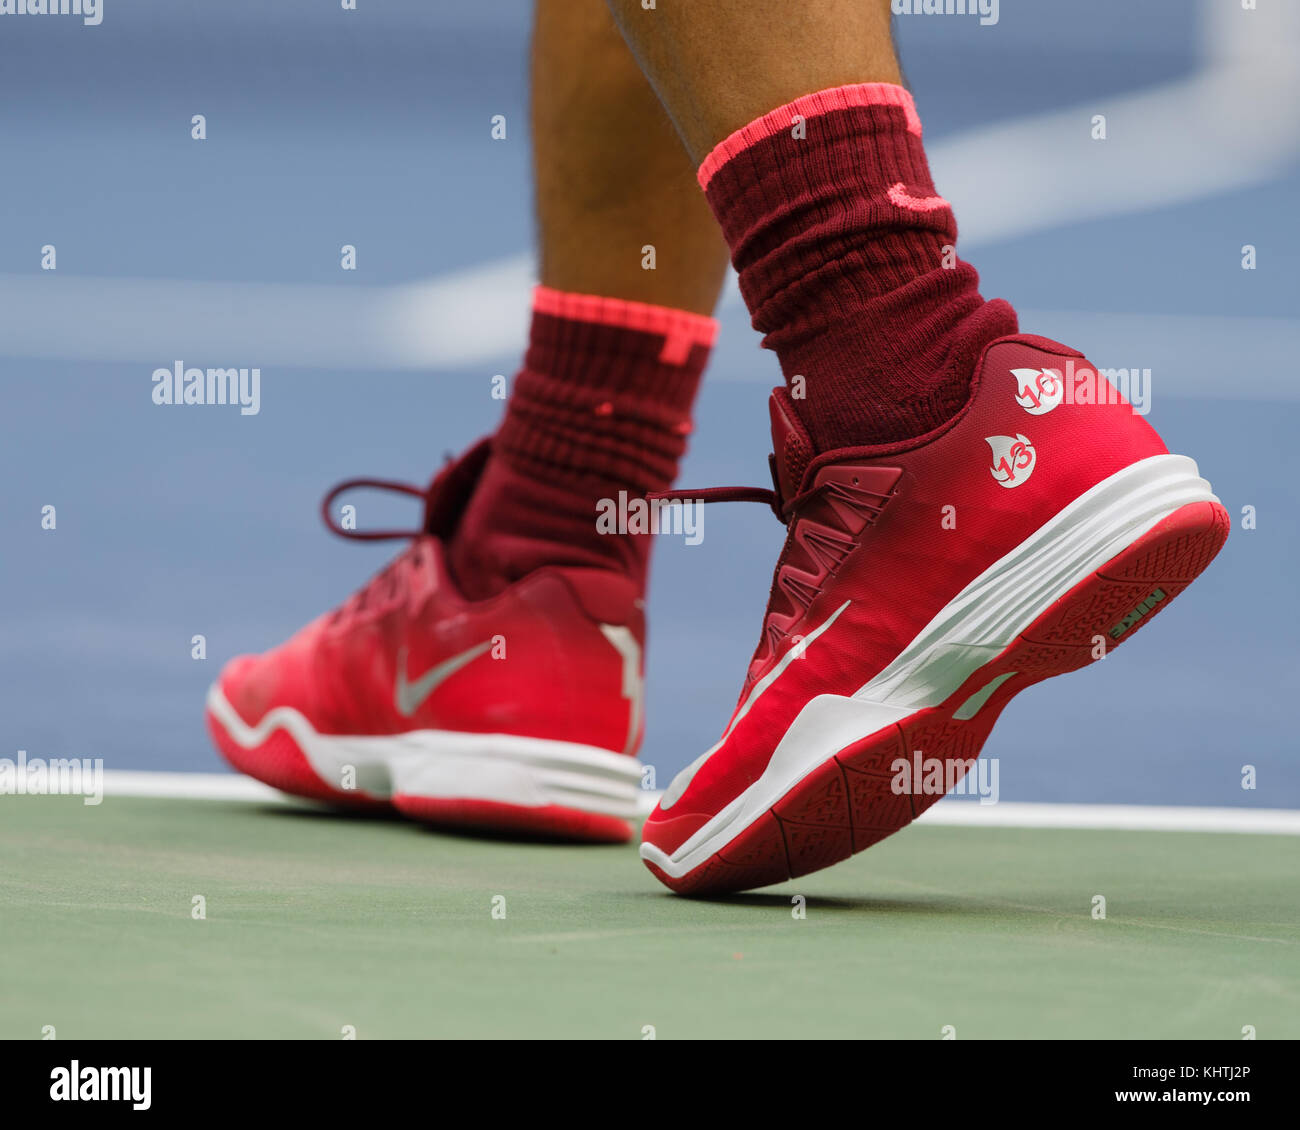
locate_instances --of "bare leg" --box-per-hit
[602,0,901,163]
[533,0,729,315]
[449,0,727,601]
[600,0,1015,454]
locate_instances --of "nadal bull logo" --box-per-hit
[1010,367,1063,415]
[986,433,1036,488]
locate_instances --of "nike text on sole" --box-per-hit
[206,685,644,843]
[641,454,1230,893]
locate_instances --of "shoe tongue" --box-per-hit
[424,438,492,536]
[768,388,816,503]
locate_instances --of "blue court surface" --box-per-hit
[2,0,1297,811]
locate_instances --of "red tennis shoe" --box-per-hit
[205,441,645,843]
[641,334,1230,893]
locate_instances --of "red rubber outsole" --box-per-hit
[644,500,1231,896]
[206,713,389,810]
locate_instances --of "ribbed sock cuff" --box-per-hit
[495,287,717,493]
[696,82,1017,450]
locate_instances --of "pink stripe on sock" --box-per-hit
[698,83,922,191]
[533,285,718,365]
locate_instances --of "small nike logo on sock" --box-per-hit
[887,182,949,212]
[395,641,492,717]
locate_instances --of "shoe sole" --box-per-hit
[205,688,643,844]
[642,457,1230,894]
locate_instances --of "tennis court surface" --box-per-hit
[4,793,1295,1040]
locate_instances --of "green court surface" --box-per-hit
[2,796,1296,1040]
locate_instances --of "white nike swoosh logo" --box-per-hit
[658,600,851,811]
[394,641,492,718]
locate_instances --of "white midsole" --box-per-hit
[206,684,644,821]
[642,454,1219,878]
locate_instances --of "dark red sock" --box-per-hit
[448,286,716,600]
[699,82,1018,452]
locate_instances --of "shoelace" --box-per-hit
[648,453,804,524]
[648,483,822,524]
[649,467,895,526]
[320,477,436,542]
[318,476,444,622]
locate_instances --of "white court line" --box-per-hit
[0,1,1295,377]
[101,770,302,804]
[930,0,1300,247]
[96,771,1300,836]
[914,801,1300,837]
